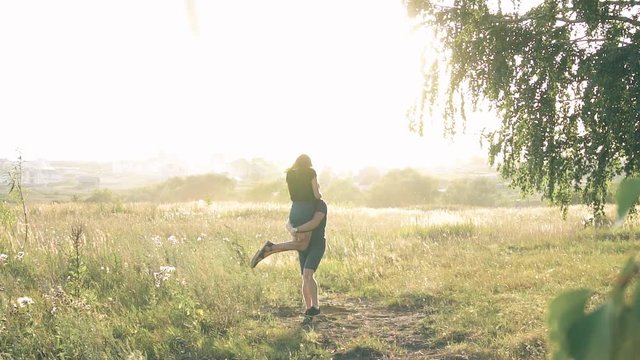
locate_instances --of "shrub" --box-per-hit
[243,180,288,203]
[443,177,501,206]
[128,173,236,202]
[367,168,439,207]
[85,189,119,203]
[322,178,365,205]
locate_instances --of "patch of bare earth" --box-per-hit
[273,292,444,359]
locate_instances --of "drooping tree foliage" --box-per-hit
[405,0,640,217]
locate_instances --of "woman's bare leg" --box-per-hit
[251,232,311,267]
[262,232,310,257]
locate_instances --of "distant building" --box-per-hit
[0,159,10,185]
[22,160,64,185]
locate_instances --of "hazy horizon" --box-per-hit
[0,0,498,172]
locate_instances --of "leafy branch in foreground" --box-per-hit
[547,178,640,359]
[548,258,640,360]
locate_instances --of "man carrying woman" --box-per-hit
[250,154,327,316]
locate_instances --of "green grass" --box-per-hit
[0,202,638,358]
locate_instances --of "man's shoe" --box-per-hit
[304,307,320,316]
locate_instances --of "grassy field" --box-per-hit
[0,201,638,359]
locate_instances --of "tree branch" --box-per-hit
[555,15,640,27]
[555,17,587,24]
[606,15,640,27]
[571,37,607,44]
[600,1,640,6]
[570,37,633,46]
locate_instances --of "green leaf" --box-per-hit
[634,278,640,322]
[566,302,614,360]
[548,288,592,360]
[613,308,638,359]
[616,178,640,222]
[618,305,640,360]
[625,278,640,357]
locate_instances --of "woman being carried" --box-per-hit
[285,154,322,244]
[250,154,321,267]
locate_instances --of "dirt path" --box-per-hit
[273,292,443,359]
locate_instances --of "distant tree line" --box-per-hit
[124,174,235,203]
[80,168,563,208]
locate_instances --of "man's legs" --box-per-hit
[301,270,313,310]
[302,268,319,312]
[299,240,324,316]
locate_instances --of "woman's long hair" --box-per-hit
[287,154,312,172]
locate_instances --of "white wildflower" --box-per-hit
[154,265,176,287]
[167,235,178,245]
[150,235,162,247]
[15,251,24,260]
[0,254,8,264]
[159,266,176,273]
[17,296,34,307]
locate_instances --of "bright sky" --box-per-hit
[0,0,496,172]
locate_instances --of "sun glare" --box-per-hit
[0,0,491,172]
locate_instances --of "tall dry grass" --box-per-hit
[0,201,638,358]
